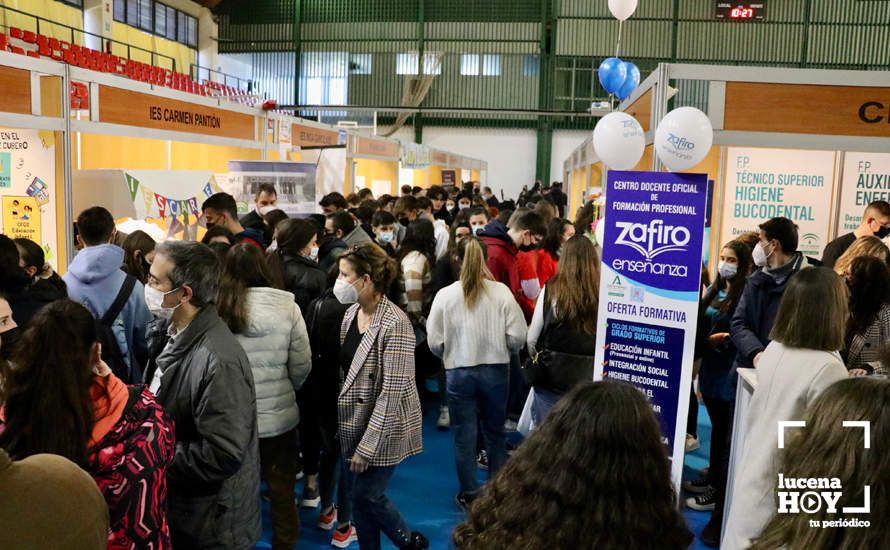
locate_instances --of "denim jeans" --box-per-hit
[319,421,352,525]
[446,363,509,494]
[531,387,562,426]
[350,465,411,550]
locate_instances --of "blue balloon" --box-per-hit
[598,57,627,95]
[615,62,641,101]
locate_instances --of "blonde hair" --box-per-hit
[834,235,889,277]
[459,237,493,309]
[770,267,848,351]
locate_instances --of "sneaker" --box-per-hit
[318,506,337,530]
[331,523,358,548]
[685,434,701,453]
[455,492,476,513]
[302,486,321,508]
[405,531,430,549]
[686,486,717,511]
[682,476,712,494]
[476,450,488,470]
[437,406,450,430]
[295,470,305,481]
[504,419,518,432]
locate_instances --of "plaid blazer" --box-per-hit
[337,296,423,466]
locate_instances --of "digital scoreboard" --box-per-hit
[715,2,766,21]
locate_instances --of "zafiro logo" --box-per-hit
[614,219,691,261]
[776,421,871,529]
[666,133,695,151]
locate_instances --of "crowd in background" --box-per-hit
[0,180,887,550]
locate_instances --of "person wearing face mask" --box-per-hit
[0,295,20,362]
[372,210,399,258]
[334,245,428,550]
[240,183,279,233]
[467,207,490,237]
[821,200,890,269]
[327,211,374,250]
[143,241,261,550]
[262,209,290,249]
[682,240,753,522]
[62,208,152,383]
[202,192,266,249]
[451,194,473,219]
[416,196,450,260]
[699,218,813,547]
[268,218,327,312]
[4,237,66,327]
[120,230,156,285]
[393,196,419,245]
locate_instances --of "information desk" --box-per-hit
[722,368,757,544]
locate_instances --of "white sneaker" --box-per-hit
[331,524,358,548]
[437,406,450,430]
[685,434,700,453]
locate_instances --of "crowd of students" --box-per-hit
[0,181,888,550]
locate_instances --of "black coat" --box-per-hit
[6,278,67,327]
[281,252,327,312]
[301,289,349,425]
[144,306,261,549]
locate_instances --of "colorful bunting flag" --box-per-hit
[203,182,214,197]
[154,193,167,218]
[188,197,199,215]
[125,174,140,202]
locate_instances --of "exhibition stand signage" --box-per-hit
[837,152,890,234]
[720,147,836,259]
[593,170,707,489]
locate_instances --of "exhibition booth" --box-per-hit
[398,142,487,192]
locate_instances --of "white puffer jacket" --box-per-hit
[235,287,312,439]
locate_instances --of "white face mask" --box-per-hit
[717,261,738,279]
[334,278,361,305]
[752,242,771,267]
[144,285,181,321]
[471,224,486,235]
[458,203,470,210]
[309,246,319,261]
[267,240,278,253]
[257,205,277,216]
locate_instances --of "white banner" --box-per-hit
[837,152,890,235]
[721,147,837,258]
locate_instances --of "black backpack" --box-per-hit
[96,275,138,384]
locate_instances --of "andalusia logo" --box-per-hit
[776,421,871,529]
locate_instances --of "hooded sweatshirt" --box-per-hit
[479,219,522,304]
[63,244,152,381]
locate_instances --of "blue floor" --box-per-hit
[254,400,717,549]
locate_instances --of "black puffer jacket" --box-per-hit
[281,252,327,312]
[144,306,261,550]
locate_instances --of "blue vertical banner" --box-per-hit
[594,170,707,490]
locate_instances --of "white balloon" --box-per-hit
[654,107,714,172]
[593,112,645,170]
[608,0,638,21]
[594,215,606,248]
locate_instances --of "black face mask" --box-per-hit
[876,225,890,240]
[518,244,538,253]
[400,218,410,228]
[0,327,22,360]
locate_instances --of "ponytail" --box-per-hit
[459,237,492,309]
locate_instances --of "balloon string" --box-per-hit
[615,20,623,59]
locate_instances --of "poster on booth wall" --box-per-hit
[721,147,836,259]
[593,170,707,490]
[0,129,58,268]
[225,160,318,218]
[837,152,890,235]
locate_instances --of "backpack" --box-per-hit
[96,275,137,384]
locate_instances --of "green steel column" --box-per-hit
[415,0,425,143]
[535,0,555,183]
[800,0,812,68]
[671,0,680,61]
[292,0,302,114]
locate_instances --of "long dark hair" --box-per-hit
[0,299,97,466]
[704,240,753,313]
[121,230,156,284]
[217,244,283,334]
[846,255,890,338]
[453,381,692,549]
[540,217,571,259]
[266,218,318,284]
[752,378,890,550]
[398,218,436,268]
[14,237,67,293]
[547,235,600,335]
[0,234,30,293]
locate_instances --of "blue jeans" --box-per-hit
[532,387,562,426]
[350,465,411,550]
[446,363,509,494]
